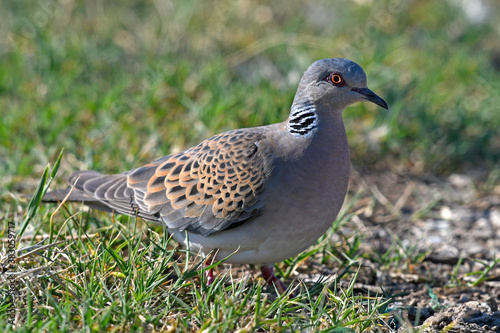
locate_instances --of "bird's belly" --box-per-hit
[170,167,349,265]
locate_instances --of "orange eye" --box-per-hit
[331,74,343,84]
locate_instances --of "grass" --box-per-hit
[1,0,500,331]
[1,164,395,332]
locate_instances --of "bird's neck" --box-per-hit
[283,99,349,167]
[286,100,345,142]
[286,100,319,137]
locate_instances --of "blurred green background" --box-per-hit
[1,0,499,193]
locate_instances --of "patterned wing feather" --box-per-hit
[128,129,271,235]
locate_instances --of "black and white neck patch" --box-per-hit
[286,101,319,137]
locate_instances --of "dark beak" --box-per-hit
[352,87,388,110]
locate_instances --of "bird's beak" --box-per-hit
[352,87,388,110]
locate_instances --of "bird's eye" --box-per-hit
[330,74,343,85]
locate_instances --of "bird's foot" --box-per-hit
[204,256,215,285]
[260,264,288,295]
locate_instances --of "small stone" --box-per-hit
[424,313,452,326]
[458,294,470,303]
[491,209,500,229]
[489,312,500,327]
[475,217,492,231]
[427,235,443,245]
[461,308,482,321]
[449,174,473,188]
[486,297,498,312]
[441,206,453,220]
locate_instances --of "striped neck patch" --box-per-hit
[286,101,318,136]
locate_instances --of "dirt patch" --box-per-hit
[326,170,500,332]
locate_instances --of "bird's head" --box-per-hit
[294,58,388,111]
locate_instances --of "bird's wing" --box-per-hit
[50,128,273,236]
[128,128,272,235]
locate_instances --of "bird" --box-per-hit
[42,58,388,294]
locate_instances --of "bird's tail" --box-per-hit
[42,170,125,213]
[41,170,158,221]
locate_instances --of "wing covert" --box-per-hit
[128,128,271,235]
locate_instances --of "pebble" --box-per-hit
[491,209,500,229]
[459,294,471,303]
[449,174,474,188]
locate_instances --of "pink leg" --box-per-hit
[204,257,215,285]
[260,264,287,295]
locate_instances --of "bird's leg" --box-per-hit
[260,264,287,295]
[203,255,215,285]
